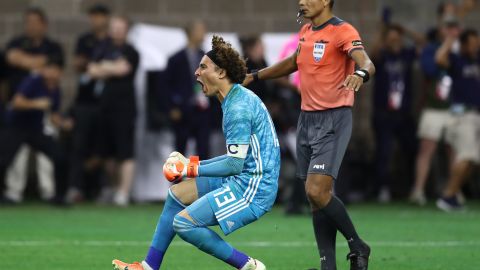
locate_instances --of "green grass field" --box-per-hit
[1,202,480,270]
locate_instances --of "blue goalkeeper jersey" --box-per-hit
[222,84,280,211]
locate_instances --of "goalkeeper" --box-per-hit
[113,35,280,270]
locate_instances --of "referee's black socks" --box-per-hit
[321,196,363,251]
[312,209,337,270]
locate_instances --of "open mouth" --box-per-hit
[196,79,206,93]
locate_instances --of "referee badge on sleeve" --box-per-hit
[313,42,326,62]
[352,40,363,47]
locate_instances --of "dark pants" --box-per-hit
[69,105,100,190]
[97,110,135,161]
[373,111,417,193]
[0,127,67,200]
[173,111,211,159]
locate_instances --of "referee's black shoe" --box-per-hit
[346,241,370,270]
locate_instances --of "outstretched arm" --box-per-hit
[243,52,298,85]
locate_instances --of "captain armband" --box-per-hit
[227,144,249,159]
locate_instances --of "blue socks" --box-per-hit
[173,215,249,269]
[145,247,164,270]
[145,189,186,270]
[145,188,250,269]
[226,249,251,269]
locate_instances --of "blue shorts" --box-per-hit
[186,177,266,235]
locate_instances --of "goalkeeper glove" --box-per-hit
[163,153,199,182]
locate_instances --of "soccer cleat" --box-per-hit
[346,241,370,270]
[436,197,465,212]
[112,259,153,270]
[240,258,266,270]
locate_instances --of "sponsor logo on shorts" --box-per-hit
[313,164,325,170]
[227,221,235,230]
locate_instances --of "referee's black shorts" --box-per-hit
[296,107,352,180]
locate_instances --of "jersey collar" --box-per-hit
[311,16,343,31]
[221,84,239,107]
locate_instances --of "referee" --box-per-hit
[244,1,375,269]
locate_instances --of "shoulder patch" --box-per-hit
[352,40,363,46]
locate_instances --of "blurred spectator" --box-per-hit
[165,21,213,159]
[2,7,65,204]
[410,1,476,205]
[87,15,139,206]
[241,35,300,133]
[4,143,55,203]
[0,60,71,205]
[370,23,425,203]
[435,28,480,211]
[426,2,457,43]
[241,35,270,100]
[5,7,63,97]
[409,13,463,206]
[66,4,111,203]
[427,1,476,43]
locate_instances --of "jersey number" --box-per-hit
[213,186,237,208]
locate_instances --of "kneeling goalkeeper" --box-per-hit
[113,35,280,270]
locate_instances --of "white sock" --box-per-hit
[141,261,153,270]
[240,258,255,270]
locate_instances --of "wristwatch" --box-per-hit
[354,69,370,83]
[252,70,259,82]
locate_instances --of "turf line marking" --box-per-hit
[1,240,479,248]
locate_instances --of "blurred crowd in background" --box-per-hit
[0,1,479,213]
